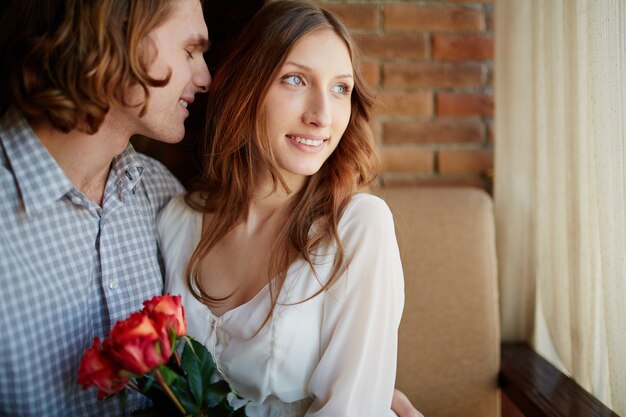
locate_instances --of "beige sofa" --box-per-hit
[376,186,500,417]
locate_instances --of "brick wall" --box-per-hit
[313,0,494,191]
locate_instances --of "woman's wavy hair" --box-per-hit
[186,0,380,323]
[0,0,179,133]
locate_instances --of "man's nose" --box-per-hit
[194,60,211,92]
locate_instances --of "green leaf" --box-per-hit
[157,366,181,386]
[117,388,128,412]
[168,380,199,415]
[130,385,187,417]
[131,409,165,417]
[206,405,233,417]
[128,336,249,416]
[204,380,231,408]
[136,374,160,397]
[232,405,249,417]
[136,368,196,416]
[181,337,216,406]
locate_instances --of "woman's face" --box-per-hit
[263,28,354,188]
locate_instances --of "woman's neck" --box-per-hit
[245,166,304,230]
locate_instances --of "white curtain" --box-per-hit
[495,0,626,413]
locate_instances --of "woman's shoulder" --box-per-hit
[341,192,393,226]
[332,193,396,245]
[157,193,201,239]
[159,192,192,219]
[346,192,389,209]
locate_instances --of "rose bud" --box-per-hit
[150,312,175,359]
[143,294,187,337]
[78,337,129,400]
[106,312,171,375]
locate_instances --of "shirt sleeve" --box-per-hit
[305,194,405,417]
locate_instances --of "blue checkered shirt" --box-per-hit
[0,108,184,416]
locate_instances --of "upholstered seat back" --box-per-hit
[377,187,500,417]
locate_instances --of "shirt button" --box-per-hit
[217,328,228,344]
[71,196,82,205]
[108,279,118,290]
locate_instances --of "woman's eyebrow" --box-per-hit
[284,61,353,79]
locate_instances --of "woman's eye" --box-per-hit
[282,74,304,87]
[332,83,352,95]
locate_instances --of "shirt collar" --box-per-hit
[0,108,146,216]
[110,141,145,200]
[0,108,73,216]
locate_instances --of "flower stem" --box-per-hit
[154,368,186,415]
[174,351,182,369]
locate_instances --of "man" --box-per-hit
[0,1,420,416]
[0,0,209,415]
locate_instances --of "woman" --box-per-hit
[158,1,405,415]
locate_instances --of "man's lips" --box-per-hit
[178,96,195,109]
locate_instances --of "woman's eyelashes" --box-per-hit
[280,73,353,96]
[185,49,193,59]
[282,73,305,87]
[332,83,352,95]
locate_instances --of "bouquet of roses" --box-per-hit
[78,294,246,416]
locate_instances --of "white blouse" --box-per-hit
[157,193,404,417]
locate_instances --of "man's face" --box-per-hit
[122,0,211,143]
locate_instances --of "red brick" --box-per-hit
[383,119,484,144]
[381,176,486,189]
[437,0,494,3]
[437,92,493,117]
[354,33,429,60]
[384,62,482,88]
[321,4,378,30]
[381,147,434,173]
[376,91,433,117]
[432,34,494,61]
[361,60,380,88]
[486,120,494,143]
[384,5,484,32]
[438,148,493,174]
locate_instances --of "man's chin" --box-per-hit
[151,129,186,144]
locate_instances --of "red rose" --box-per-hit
[143,294,187,337]
[78,337,129,400]
[106,312,172,375]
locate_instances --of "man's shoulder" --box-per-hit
[134,152,185,212]
[135,153,179,182]
[0,149,19,219]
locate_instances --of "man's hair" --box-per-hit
[0,0,178,133]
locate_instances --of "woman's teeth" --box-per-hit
[179,100,188,108]
[293,136,323,146]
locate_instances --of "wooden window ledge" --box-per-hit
[500,342,621,417]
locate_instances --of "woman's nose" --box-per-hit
[302,90,331,127]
